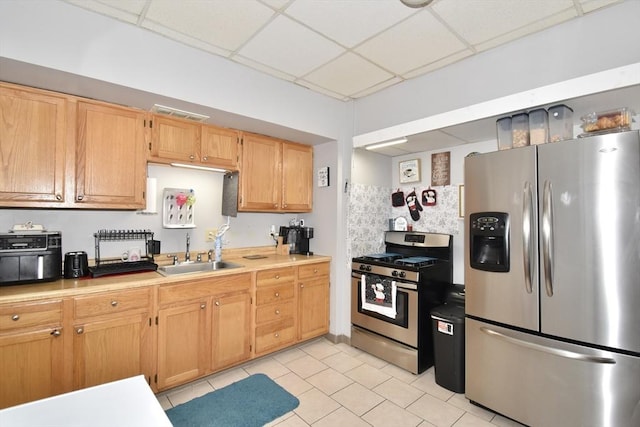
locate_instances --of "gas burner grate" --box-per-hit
[359,252,403,263]
[394,256,438,267]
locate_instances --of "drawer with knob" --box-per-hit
[298,262,329,280]
[256,300,294,324]
[73,288,151,319]
[256,283,294,305]
[0,300,62,332]
[255,317,295,354]
[256,267,295,288]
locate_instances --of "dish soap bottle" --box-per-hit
[214,236,222,263]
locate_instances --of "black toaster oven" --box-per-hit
[0,232,62,285]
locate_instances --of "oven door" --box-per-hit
[351,272,418,347]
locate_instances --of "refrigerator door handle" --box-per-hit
[542,180,554,297]
[479,327,616,364]
[522,181,534,294]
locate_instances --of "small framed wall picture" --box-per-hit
[317,166,330,187]
[399,159,421,184]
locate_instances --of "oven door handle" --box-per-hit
[352,273,417,291]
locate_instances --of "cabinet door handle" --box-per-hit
[202,156,208,161]
[275,309,280,315]
[77,195,84,201]
[215,301,220,306]
[300,283,304,288]
[275,275,280,279]
[200,303,206,309]
[314,269,318,273]
[51,329,62,337]
[274,204,278,208]
[110,300,118,307]
[55,194,62,201]
[11,314,20,321]
[274,292,280,298]
[76,327,84,334]
[189,154,195,160]
[283,204,287,208]
[274,332,279,338]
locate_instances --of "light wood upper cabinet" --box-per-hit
[75,100,147,209]
[201,124,239,169]
[0,300,66,409]
[149,115,239,170]
[282,141,313,212]
[0,83,69,206]
[149,115,200,163]
[239,132,312,212]
[1,82,148,209]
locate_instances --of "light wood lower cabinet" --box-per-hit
[0,300,65,409]
[298,262,330,340]
[0,260,330,404]
[156,273,252,391]
[156,300,208,389]
[212,292,251,369]
[254,266,297,356]
[71,288,153,390]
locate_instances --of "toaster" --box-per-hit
[64,251,89,279]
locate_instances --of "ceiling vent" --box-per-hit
[151,104,210,122]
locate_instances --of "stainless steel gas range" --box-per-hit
[351,231,453,374]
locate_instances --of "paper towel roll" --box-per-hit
[143,177,158,214]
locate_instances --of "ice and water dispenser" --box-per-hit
[469,212,510,272]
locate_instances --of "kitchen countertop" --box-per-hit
[0,249,331,304]
[0,375,171,427]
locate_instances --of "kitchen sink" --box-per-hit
[157,261,243,276]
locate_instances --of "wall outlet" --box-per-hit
[205,228,216,242]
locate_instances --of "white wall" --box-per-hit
[391,140,497,284]
[0,164,296,258]
[0,0,344,141]
[353,0,640,136]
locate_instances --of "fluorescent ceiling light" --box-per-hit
[365,138,408,150]
[170,163,228,173]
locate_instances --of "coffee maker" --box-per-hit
[279,226,314,255]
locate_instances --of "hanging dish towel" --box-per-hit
[361,275,397,319]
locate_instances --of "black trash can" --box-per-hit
[431,287,465,393]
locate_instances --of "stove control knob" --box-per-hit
[366,265,372,272]
[399,271,406,278]
[392,270,399,277]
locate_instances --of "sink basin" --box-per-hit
[157,261,243,276]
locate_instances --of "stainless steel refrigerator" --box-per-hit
[464,130,640,427]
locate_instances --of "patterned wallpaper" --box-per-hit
[347,182,461,259]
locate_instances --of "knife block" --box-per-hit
[276,237,290,255]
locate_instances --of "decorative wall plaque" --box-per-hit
[431,152,450,186]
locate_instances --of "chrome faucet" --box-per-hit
[185,233,191,262]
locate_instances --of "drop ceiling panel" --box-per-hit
[432,0,575,46]
[144,0,275,52]
[63,0,625,104]
[285,0,415,47]
[238,14,345,77]
[355,11,468,75]
[65,0,147,24]
[303,53,395,97]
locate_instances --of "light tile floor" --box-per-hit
[156,337,525,427]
